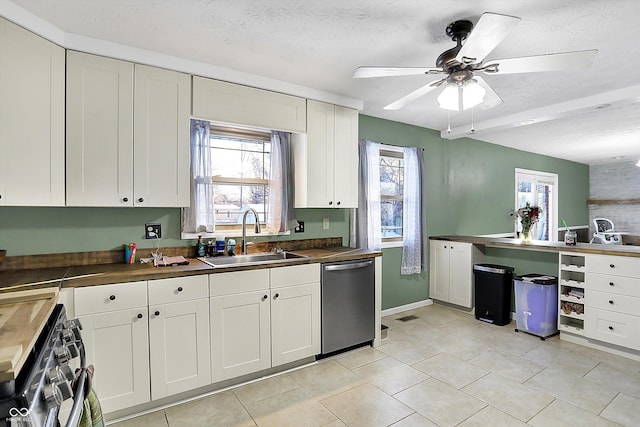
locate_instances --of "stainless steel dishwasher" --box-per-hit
[321,259,375,355]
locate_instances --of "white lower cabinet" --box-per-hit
[75,282,150,414]
[210,265,321,381]
[429,240,483,308]
[148,276,211,400]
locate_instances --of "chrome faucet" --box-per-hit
[241,208,261,254]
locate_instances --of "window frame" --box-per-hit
[515,168,559,242]
[379,144,404,249]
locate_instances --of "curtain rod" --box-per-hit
[367,140,425,151]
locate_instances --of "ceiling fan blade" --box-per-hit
[473,76,503,110]
[456,12,521,65]
[353,66,443,78]
[481,49,598,74]
[383,79,446,110]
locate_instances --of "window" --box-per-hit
[209,126,271,230]
[379,146,404,244]
[515,168,558,241]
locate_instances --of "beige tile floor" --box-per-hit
[110,304,640,426]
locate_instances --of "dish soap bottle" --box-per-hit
[196,235,206,257]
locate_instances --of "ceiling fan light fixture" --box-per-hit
[437,79,486,111]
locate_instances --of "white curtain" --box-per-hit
[354,140,381,250]
[268,131,297,233]
[401,146,424,274]
[181,119,214,234]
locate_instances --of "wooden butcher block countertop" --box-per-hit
[0,288,59,382]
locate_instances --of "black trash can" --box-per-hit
[473,264,515,326]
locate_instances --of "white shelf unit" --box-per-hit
[558,253,586,335]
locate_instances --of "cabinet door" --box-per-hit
[134,65,190,207]
[149,299,211,400]
[449,243,474,308]
[271,283,320,367]
[0,17,65,206]
[78,308,150,414]
[66,51,134,206]
[333,105,359,208]
[210,291,271,382]
[301,100,335,208]
[429,241,450,301]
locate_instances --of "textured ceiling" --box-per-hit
[6,0,640,165]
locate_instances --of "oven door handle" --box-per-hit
[64,342,88,427]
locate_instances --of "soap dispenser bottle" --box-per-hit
[196,235,206,257]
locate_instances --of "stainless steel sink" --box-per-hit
[199,251,307,267]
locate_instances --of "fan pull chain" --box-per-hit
[447,111,451,134]
[470,107,476,133]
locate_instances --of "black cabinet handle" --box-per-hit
[610,264,615,268]
[609,300,614,305]
[274,293,280,299]
[109,295,116,301]
[123,197,129,202]
[138,198,144,203]
[608,326,614,331]
[336,201,341,206]
[328,201,333,206]
[137,313,143,319]
[154,311,160,316]
[262,295,268,301]
[177,287,183,292]
[609,282,615,287]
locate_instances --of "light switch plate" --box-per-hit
[322,218,330,230]
[294,221,305,233]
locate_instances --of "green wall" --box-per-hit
[0,207,349,256]
[0,114,589,312]
[359,115,589,310]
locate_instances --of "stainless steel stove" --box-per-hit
[0,304,86,427]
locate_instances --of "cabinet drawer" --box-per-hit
[587,255,640,277]
[148,275,208,305]
[587,290,640,315]
[209,269,269,296]
[270,264,320,288]
[75,281,147,315]
[586,273,640,297]
[585,308,640,350]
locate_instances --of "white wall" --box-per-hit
[589,161,640,235]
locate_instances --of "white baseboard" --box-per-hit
[381,299,433,317]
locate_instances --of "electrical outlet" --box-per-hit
[294,221,305,233]
[145,223,161,239]
[322,218,330,230]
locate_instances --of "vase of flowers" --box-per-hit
[517,202,541,243]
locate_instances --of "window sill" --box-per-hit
[181,230,290,241]
[381,240,403,249]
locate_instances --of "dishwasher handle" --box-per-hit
[324,260,373,271]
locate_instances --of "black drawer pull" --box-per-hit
[177,287,183,292]
[109,295,116,301]
[336,201,341,206]
[137,313,143,319]
[154,311,160,316]
[328,201,333,206]
[138,197,144,203]
[609,264,615,268]
[609,300,614,305]
[608,326,614,331]
[609,282,615,287]
[262,295,268,301]
[273,293,280,299]
[123,197,129,202]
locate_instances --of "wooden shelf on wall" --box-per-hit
[587,198,640,205]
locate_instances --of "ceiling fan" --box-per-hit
[353,12,598,112]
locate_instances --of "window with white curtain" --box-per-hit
[515,168,558,241]
[380,145,404,246]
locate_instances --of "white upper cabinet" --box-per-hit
[66,51,134,207]
[66,52,190,207]
[0,17,65,206]
[293,100,358,208]
[191,77,306,133]
[134,64,191,207]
